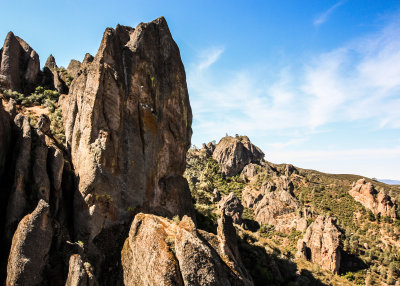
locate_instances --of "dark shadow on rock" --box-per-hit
[243,218,260,232]
[339,250,368,274]
[238,233,327,286]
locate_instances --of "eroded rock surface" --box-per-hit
[67,60,82,79]
[212,136,264,177]
[0,32,40,93]
[349,179,396,218]
[6,200,53,286]
[242,172,304,233]
[43,54,68,94]
[122,213,253,286]
[62,18,194,248]
[218,192,243,225]
[296,215,341,273]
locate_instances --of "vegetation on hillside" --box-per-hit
[184,145,400,286]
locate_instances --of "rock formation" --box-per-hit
[218,192,243,225]
[349,179,396,218]
[296,215,341,274]
[60,19,195,267]
[242,172,305,233]
[6,200,53,286]
[121,213,253,286]
[0,32,40,93]
[67,59,82,78]
[43,54,68,94]
[212,136,264,177]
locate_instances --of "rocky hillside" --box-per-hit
[185,136,400,285]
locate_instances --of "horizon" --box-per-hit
[1,0,399,180]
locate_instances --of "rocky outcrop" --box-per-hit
[212,136,264,177]
[242,174,302,233]
[349,179,396,218]
[61,17,194,251]
[218,192,243,225]
[296,215,341,274]
[0,32,40,93]
[0,100,67,284]
[65,254,95,286]
[43,54,68,94]
[6,200,53,286]
[121,213,253,286]
[67,60,82,79]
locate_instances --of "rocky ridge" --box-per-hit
[184,136,400,285]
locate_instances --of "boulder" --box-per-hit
[212,136,264,177]
[61,18,194,248]
[121,213,253,286]
[296,215,341,274]
[349,179,396,218]
[6,200,53,286]
[0,32,40,93]
[217,192,243,225]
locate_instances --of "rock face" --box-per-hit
[349,179,396,218]
[0,101,11,180]
[65,254,95,286]
[67,59,82,79]
[0,95,68,283]
[61,17,194,250]
[43,54,68,94]
[242,173,304,233]
[212,136,264,177]
[6,200,53,286]
[121,213,253,286]
[296,215,341,274]
[0,32,40,93]
[0,18,259,285]
[218,192,243,225]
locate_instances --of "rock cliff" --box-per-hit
[0,32,40,93]
[349,178,396,218]
[60,19,195,271]
[296,215,341,274]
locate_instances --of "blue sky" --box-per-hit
[1,1,400,179]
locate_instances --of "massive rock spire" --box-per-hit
[61,16,194,253]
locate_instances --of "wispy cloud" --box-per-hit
[313,1,344,26]
[268,138,308,150]
[197,47,224,70]
[187,14,400,178]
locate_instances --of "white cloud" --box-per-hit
[313,1,344,26]
[197,47,224,70]
[268,138,308,149]
[266,146,400,179]
[187,16,400,178]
